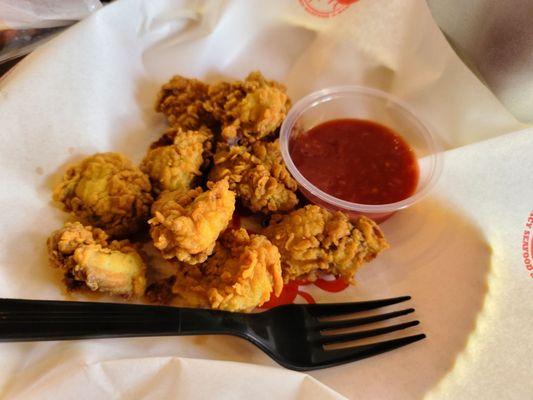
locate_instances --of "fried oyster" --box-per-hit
[53,152,153,237]
[150,228,283,312]
[47,222,146,297]
[149,179,235,264]
[155,75,214,130]
[263,205,388,283]
[209,139,298,214]
[205,71,291,144]
[141,126,213,194]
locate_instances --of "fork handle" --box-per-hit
[0,298,247,342]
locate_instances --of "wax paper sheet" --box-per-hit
[0,0,532,399]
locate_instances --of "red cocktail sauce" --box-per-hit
[289,119,419,205]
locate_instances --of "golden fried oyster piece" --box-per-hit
[141,126,213,194]
[160,228,282,312]
[155,75,214,130]
[209,139,298,214]
[149,179,235,264]
[53,153,153,237]
[47,222,146,297]
[205,71,291,144]
[263,205,388,283]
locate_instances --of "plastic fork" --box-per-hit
[0,296,424,371]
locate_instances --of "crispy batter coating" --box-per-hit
[155,75,214,130]
[205,71,291,144]
[164,229,282,312]
[263,205,388,283]
[53,153,153,237]
[145,275,177,305]
[141,126,213,194]
[209,139,298,214]
[155,72,289,144]
[47,222,146,297]
[149,179,236,264]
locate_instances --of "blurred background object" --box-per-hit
[0,27,66,65]
[0,0,102,29]
[427,0,533,123]
[0,0,102,67]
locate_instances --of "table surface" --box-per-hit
[0,57,23,77]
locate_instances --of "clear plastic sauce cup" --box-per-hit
[280,86,443,222]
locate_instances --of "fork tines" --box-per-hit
[307,296,425,367]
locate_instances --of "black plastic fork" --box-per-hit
[0,296,425,371]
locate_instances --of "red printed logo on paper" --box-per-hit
[260,277,350,308]
[299,0,358,18]
[522,210,533,279]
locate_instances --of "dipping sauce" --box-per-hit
[289,119,419,205]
